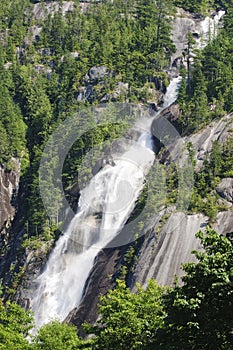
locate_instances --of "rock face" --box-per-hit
[0,159,22,292]
[65,246,128,334]
[67,208,233,332]
[100,82,129,103]
[152,111,233,170]
[217,178,233,203]
[171,9,224,67]
[33,1,74,21]
[131,212,206,288]
[85,66,113,83]
[171,14,196,66]
[188,113,233,171]
[76,66,112,102]
[214,210,233,235]
[76,66,129,103]
[160,102,180,122]
[0,160,20,235]
[15,244,50,310]
[66,113,233,331]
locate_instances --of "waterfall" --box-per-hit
[171,10,225,66]
[196,10,225,49]
[31,77,181,329]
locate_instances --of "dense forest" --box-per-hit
[0,0,232,348]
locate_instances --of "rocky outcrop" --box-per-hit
[188,113,233,171]
[100,82,129,103]
[0,159,20,235]
[152,111,233,170]
[76,66,130,103]
[160,102,180,122]
[133,209,233,289]
[15,244,50,309]
[67,207,232,332]
[217,178,233,203]
[214,210,233,235]
[131,212,206,288]
[76,66,113,102]
[0,159,22,295]
[171,9,225,67]
[85,66,113,83]
[33,1,74,21]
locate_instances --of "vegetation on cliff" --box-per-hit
[1,228,232,349]
[0,0,232,348]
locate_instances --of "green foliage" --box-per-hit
[84,279,166,350]
[0,300,33,350]
[0,66,27,163]
[82,228,233,350]
[0,301,91,350]
[32,321,90,350]
[177,2,233,134]
[189,137,233,219]
[159,227,233,349]
[0,0,177,248]
[173,0,216,13]
[1,228,232,350]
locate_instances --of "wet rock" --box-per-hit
[92,157,116,176]
[149,103,159,112]
[152,76,167,93]
[160,102,180,122]
[65,246,128,335]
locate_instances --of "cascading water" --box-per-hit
[32,77,181,329]
[196,10,225,49]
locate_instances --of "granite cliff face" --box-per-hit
[66,110,233,331]
[67,208,233,331]
[0,159,20,241]
[0,159,22,291]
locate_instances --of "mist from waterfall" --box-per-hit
[31,77,181,329]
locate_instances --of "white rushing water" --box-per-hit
[32,77,181,329]
[196,10,225,49]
